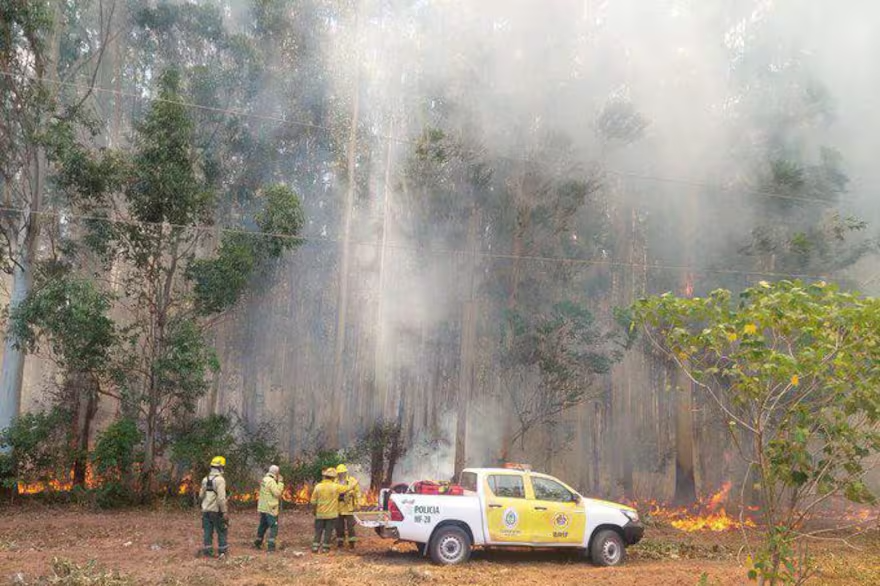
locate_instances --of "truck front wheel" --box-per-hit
[590,529,626,567]
[429,526,472,565]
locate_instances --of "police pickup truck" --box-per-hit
[357,465,644,566]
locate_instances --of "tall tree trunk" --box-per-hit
[0,148,45,436]
[0,0,63,443]
[71,374,99,487]
[373,117,395,420]
[673,185,699,504]
[674,366,697,504]
[331,2,362,447]
[454,208,480,480]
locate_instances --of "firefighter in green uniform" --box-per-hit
[335,464,361,549]
[310,468,346,553]
[199,456,228,557]
[254,464,284,551]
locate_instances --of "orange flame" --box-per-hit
[291,484,311,505]
[232,490,258,503]
[363,488,379,507]
[633,482,756,533]
[683,273,695,298]
[177,475,192,496]
[706,481,731,510]
[17,465,98,495]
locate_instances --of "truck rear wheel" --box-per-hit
[415,542,427,556]
[429,526,472,565]
[590,529,626,567]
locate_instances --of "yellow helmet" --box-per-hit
[210,456,226,468]
[322,467,337,478]
[336,464,348,474]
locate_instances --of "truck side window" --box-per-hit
[487,475,525,499]
[531,477,573,503]
[460,472,477,493]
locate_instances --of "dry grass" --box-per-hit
[0,505,875,585]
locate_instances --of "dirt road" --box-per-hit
[0,506,876,585]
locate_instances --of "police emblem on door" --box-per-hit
[503,508,519,530]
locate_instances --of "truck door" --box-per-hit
[484,473,532,543]
[527,475,587,545]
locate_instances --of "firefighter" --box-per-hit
[254,464,284,552]
[310,467,341,553]
[335,463,361,549]
[198,456,228,558]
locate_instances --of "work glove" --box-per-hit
[220,513,229,530]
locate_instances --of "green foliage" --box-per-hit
[747,527,816,585]
[92,418,141,483]
[10,277,116,374]
[128,69,214,226]
[170,414,281,496]
[286,450,345,489]
[502,300,628,444]
[634,280,880,584]
[151,319,219,419]
[722,64,873,279]
[170,415,236,480]
[50,120,128,206]
[187,184,304,316]
[90,418,141,508]
[187,234,258,315]
[0,409,72,493]
[253,184,306,257]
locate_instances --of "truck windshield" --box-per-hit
[487,475,525,498]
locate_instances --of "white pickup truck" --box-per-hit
[357,466,644,566]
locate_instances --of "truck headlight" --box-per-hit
[621,510,639,523]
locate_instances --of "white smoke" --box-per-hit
[392,412,456,483]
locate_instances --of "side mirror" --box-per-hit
[571,493,582,505]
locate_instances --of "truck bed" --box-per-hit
[389,493,486,545]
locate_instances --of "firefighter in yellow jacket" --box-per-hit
[310,468,342,553]
[254,465,284,551]
[198,456,228,558]
[335,464,361,549]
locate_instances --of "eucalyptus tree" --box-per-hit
[0,0,118,438]
[50,70,305,492]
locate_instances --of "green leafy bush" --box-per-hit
[0,409,73,496]
[170,414,281,498]
[285,450,344,489]
[90,418,142,507]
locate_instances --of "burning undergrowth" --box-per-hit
[630,483,879,534]
[631,482,757,533]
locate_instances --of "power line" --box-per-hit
[0,69,859,208]
[0,204,828,280]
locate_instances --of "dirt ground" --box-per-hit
[0,505,877,585]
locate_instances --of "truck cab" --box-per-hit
[359,466,644,566]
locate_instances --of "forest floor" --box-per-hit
[0,505,877,586]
